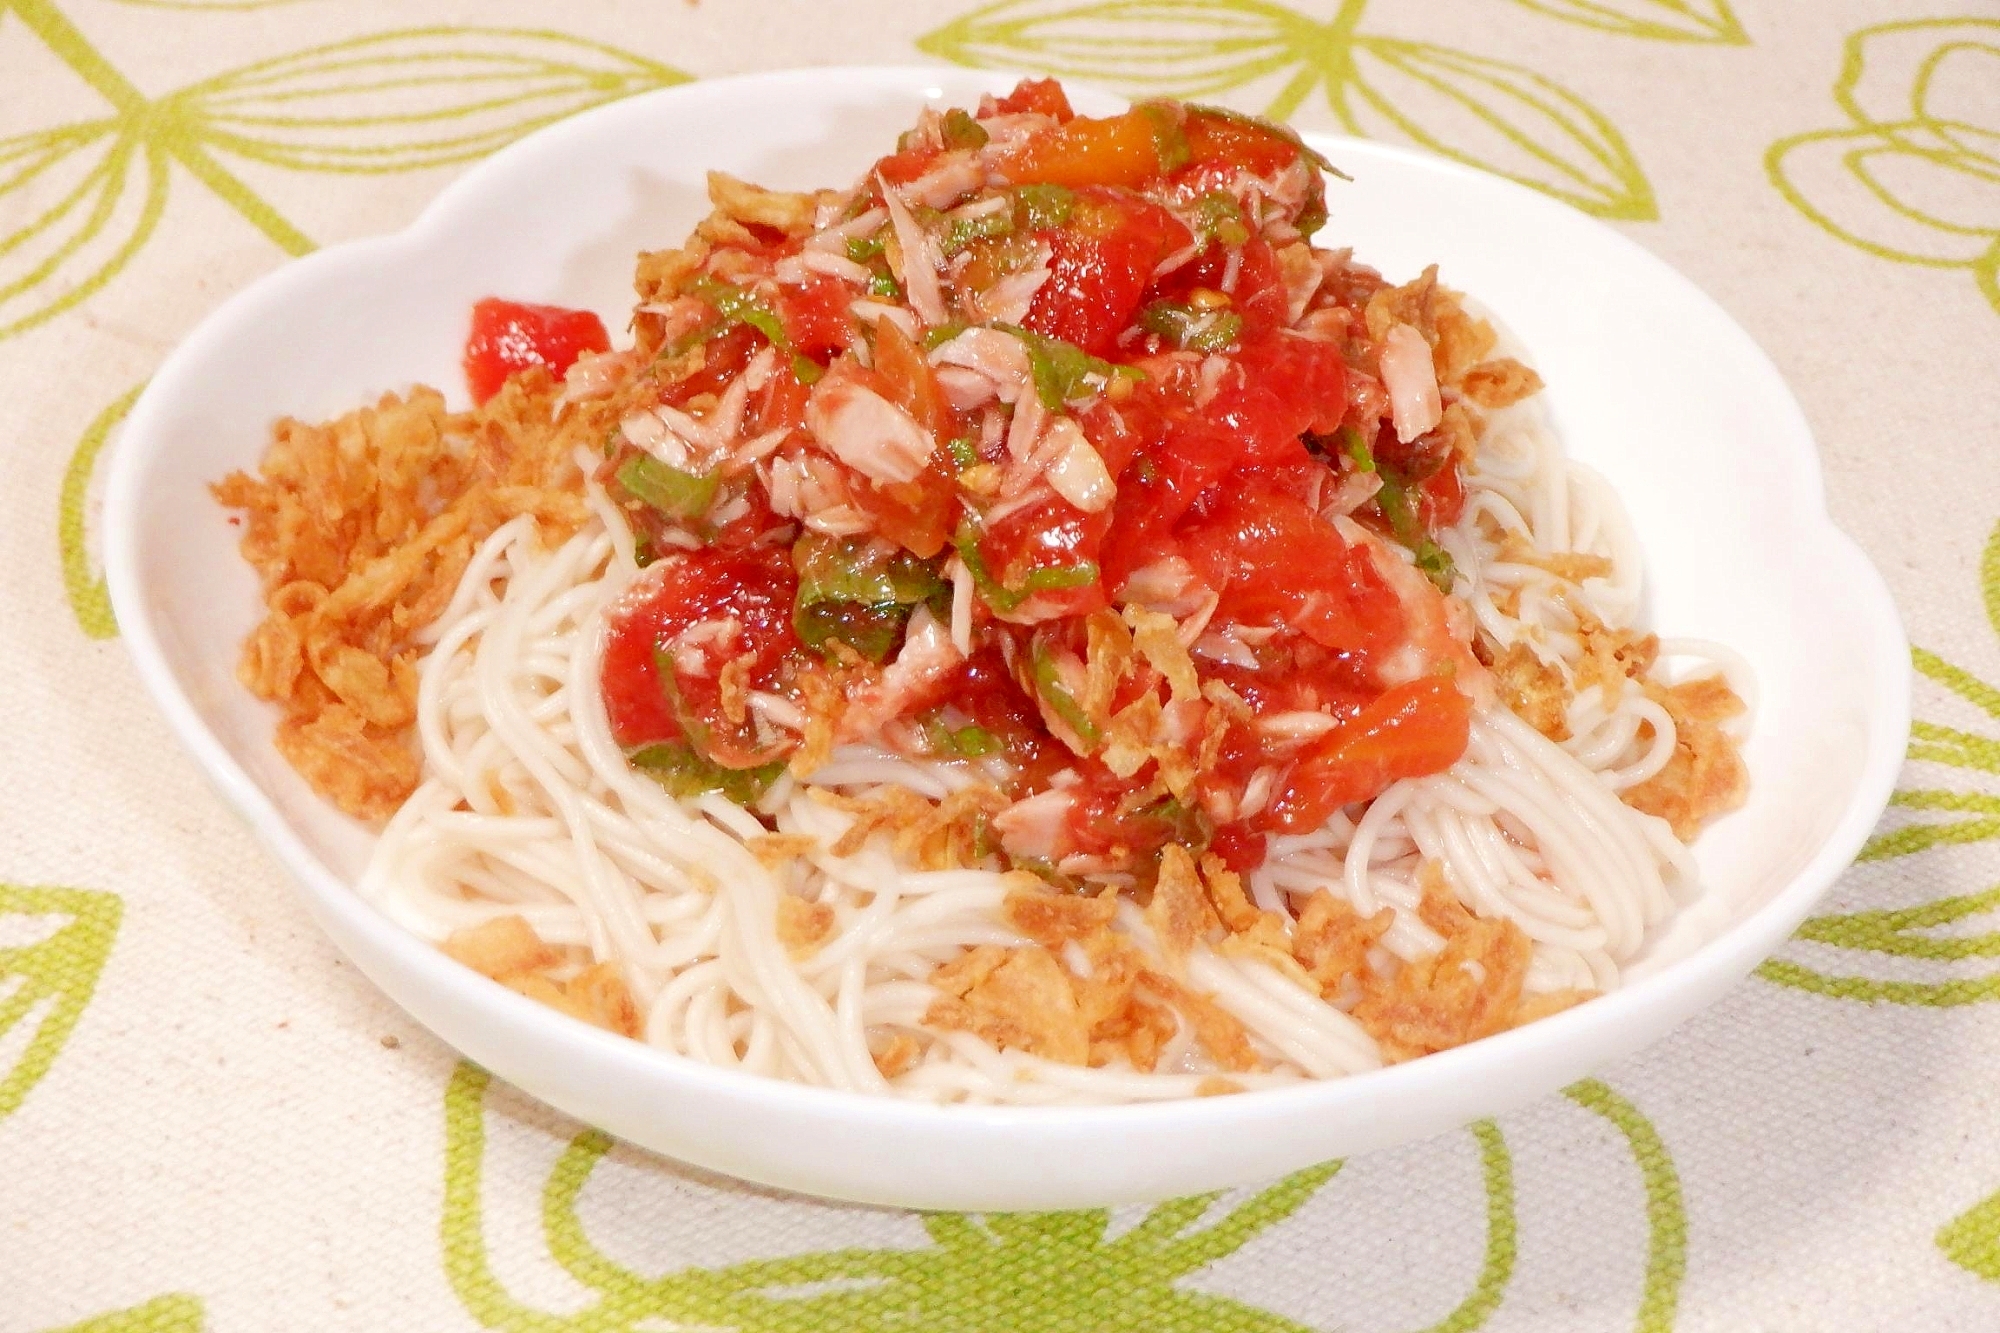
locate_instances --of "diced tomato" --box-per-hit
[463,298,609,404]
[943,648,1071,793]
[1178,486,1403,654]
[1261,677,1472,832]
[874,144,940,186]
[1000,109,1165,190]
[831,332,957,559]
[1212,329,1350,458]
[1060,765,1210,862]
[599,547,800,766]
[1183,111,1301,178]
[774,274,854,363]
[854,456,957,561]
[1097,329,1348,593]
[1023,188,1190,357]
[995,77,1074,122]
[872,317,949,437]
[1208,822,1266,873]
[1153,238,1289,337]
[1418,459,1467,529]
[750,357,812,435]
[1203,637,1380,720]
[661,323,759,408]
[977,493,1112,620]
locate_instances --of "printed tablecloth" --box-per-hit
[4,1,1998,1328]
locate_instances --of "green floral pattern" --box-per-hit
[1495,0,1744,44]
[440,1064,1684,1330]
[1768,18,2000,315]
[918,0,1696,219]
[35,1296,205,1333]
[1758,519,2000,1005]
[0,883,121,1122]
[0,0,688,341]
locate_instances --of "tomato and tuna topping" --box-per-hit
[471,80,1517,881]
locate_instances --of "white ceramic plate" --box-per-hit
[105,67,1909,1210]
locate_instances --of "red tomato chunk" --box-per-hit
[463,298,609,404]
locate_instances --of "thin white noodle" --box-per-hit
[359,364,1741,1105]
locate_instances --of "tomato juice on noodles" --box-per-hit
[216,80,1749,1104]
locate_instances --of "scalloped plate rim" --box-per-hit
[103,66,1910,1207]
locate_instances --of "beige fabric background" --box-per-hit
[3,1,1998,1328]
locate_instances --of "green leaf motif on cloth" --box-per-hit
[438,1063,1685,1329]
[1496,0,1745,45]
[0,883,122,1121]
[158,28,686,175]
[58,383,141,640]
[1940,1186,2000,1281]
[916,0,1659,219]
[1767,18,2000,316]
[33,1294,204,1333]
[1565,1080,1686,1331]
[444,1065,1333,1331]
[0,0,690,339]
[1759,519,2000,1003]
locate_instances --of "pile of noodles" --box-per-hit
[351,392,1749,1105]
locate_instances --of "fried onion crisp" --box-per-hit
[821,784,1009,869]
[775,895,837,957]
[871,1032,923,1079]
[1291,889,1394,993]
[926,944,1090,1065]
[1145,844,1221,961]
[1626,674,1750,838]
[1486,642,1572,742]
[1351,866,1533,1063]
[1003,882,1118,947]
[1459,357,1544,408]
[444,915,557,980]
[442,915,641,1038]
[215,373,598,819]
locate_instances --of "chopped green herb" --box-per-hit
[1029,637,1101,748]
[945,434,980,469]
[1015,182,1075,231]
[1137,100,1192,174]
[1190,191,1250,247]
[686,274,823,385]
[941,107,990,151]
[923,320,971,351]
[1413,540,1458,591]
[1183,103,1344,238]
[1139,300,1244,353]
[952,522,1102,613]
[868,271,902,299]
[845,233,885,263]
[922,716,999,759]
[629,741,783,806]
[941,207,1014,257]
[1373,468,1458,593]
[1020,563,1100,593]
[1339,426,1376,472]
[792,534,947,662]
[997,324,1144,410]
[615,455,719,521]
[794,603,907,662]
